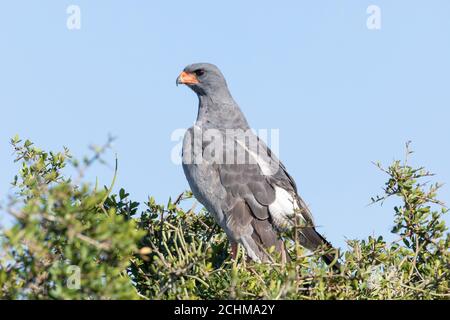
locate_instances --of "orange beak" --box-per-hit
[176,71,199,86]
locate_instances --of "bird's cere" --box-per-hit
[176,71,199,86]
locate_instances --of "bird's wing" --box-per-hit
[218,132,314,226]
[213,132,317,261]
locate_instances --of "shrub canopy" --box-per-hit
[1,138,449,299]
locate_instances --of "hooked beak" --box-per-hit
[176,71,199,86]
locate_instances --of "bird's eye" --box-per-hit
[194,69,205,77]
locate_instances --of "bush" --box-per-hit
[1,138,449,299]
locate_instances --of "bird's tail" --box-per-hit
[299,227,341,271]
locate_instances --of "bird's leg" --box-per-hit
[230,241,238,260]
[281,243,287,265]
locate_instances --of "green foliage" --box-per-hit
[0,137,144,299]
[1,138,449,300]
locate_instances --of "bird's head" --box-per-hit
[176,63,229,97]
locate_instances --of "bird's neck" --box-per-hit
[196,93,250,130]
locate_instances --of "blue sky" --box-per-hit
[1,1,449,249]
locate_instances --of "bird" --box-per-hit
[176,63,339,267]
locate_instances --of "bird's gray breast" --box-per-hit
[182,126,227,227]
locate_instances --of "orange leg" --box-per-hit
[231,242,238,260]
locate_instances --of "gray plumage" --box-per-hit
[177,63,338,266]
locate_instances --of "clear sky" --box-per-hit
[1,1,449,249]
